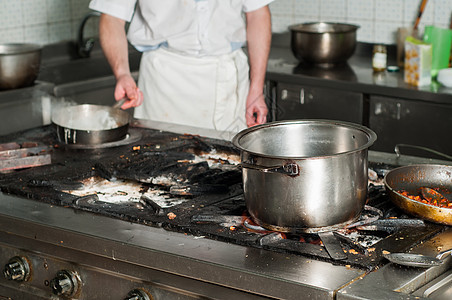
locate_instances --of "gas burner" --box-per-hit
[62,129,142,149]
[243,217,271,233]
[250,205,384,234]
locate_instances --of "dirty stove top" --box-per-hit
[0,125,445,271]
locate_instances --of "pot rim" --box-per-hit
[51,104,131,132]
[0,43,42,55]
[289,22,360,34]
[231,119,377,160]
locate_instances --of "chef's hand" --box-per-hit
[114,74,144,110]
[246,91,268,127]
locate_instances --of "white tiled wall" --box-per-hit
[0,0,450,46]
[0,0,94,45]
[271,0,452,44]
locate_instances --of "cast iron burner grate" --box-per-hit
[188,198,437,270]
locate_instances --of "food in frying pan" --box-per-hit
[397,187,452,209]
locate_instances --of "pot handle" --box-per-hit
[239,162,300,176]
[394,144,452,161]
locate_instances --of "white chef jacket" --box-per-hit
[89,0,274,131]
[89,0,274,56]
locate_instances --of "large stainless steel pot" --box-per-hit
[51,104,131,145]
[289,22,359,67]
[0,43,42,90]
[232,120,377,232]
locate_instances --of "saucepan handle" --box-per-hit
[112,97,127,109]
[394,144,452,160]
[239,162,300,176]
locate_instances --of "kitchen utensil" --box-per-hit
[318,231,348,260]
[384,164,452,225]
[51,104,131,145]
[397,27,412,67]
[112,97,127,109]
[383,248,452,268]
[0,43,42,90]
[288,22,359,67]
[413,0,428,32]
[232,120,377,232]
[421,187,449,203]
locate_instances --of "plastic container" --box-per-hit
[423,26,452,78]
[437,68,452,87]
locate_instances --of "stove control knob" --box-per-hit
[124,289,152,300]
[3,256,31,282]
[50,270,80,297]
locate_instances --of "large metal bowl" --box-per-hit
[0,43,42,90]
[289,22,359,67]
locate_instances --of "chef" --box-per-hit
[89,0,274,132]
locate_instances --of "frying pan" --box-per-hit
[51,104,131,145]
[384,164,452,225]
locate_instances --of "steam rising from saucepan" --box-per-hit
[51,97,120,130]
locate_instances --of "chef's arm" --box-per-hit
[99,13,143,109]
[245,5,271,127]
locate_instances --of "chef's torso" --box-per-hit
[89,0,273,131]
[89,0,273,56]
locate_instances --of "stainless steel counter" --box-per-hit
[2,189,449,300]
[266,41,452,104]
[0,192,366,299]
[339,229,452,300]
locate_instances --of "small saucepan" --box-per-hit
[51,104,131,145]
[384,164,452,225]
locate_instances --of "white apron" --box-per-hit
[134,48,249,132]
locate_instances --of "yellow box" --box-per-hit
[404,36,432,86]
